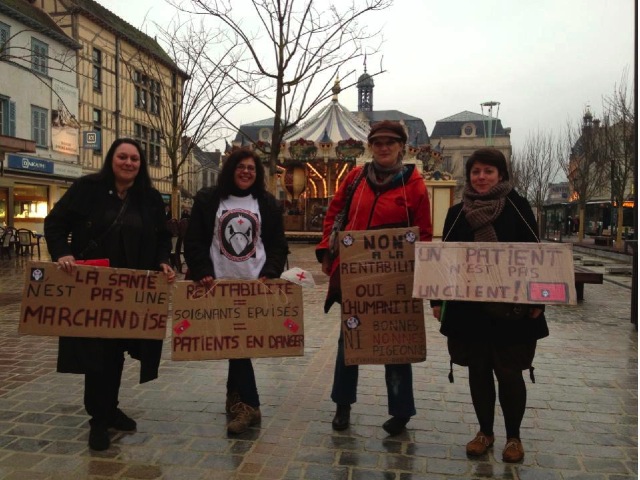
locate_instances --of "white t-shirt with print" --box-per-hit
[210,194,266,280]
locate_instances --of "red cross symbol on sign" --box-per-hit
[296,271,306,281]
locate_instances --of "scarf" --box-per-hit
[462,181,513,242]
[368,153,404,187]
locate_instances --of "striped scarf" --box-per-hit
[462,181,513,242]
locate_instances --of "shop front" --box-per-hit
[2,153,83,233]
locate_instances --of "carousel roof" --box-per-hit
[284,98,370,144]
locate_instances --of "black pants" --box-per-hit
[84,340,127,427]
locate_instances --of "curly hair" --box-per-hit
[217,149,266,197]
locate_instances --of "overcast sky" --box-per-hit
[106,0,635,154]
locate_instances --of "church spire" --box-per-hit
[357,55,374,112]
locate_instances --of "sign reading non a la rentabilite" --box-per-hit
[338,227,426,366]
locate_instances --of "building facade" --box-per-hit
[0,0,81,231]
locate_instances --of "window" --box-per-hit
[133,70,160,115]
[0,21,9,59]
[31,106,48,147]
[0,96,16,136]
[92,109,102,155]
[92,48,102,92]
[149,128,161,166]
[134,122,149,158]
[31,38,48,75]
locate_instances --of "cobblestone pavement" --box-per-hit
[0,243,636,479]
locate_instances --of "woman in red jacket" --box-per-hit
[316,120,432,435]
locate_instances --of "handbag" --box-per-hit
[479,302,530,321]
[78,195,130,260]
[328,164,368,260]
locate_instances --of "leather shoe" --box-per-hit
[89,425,110,451]
[502,438,525,463]
[108,409,136,432]
[466,431,495,456]
[382,416,409,435]
[332,404,350,430]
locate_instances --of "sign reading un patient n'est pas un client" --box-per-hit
[170,279,304,361]
[19,262,169,339]
[338,227,426,366]
[412,242,577,305]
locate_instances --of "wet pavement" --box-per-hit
[0,242,636,479]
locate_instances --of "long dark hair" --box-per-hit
[92,138,153,191]
[217,148,265,197]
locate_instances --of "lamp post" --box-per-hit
[480,101,500,146]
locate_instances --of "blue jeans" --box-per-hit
[227,359,260,408]
[331,332,416,418]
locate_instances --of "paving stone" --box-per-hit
[0,244,636,479]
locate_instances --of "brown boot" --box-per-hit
[502,438,524,463]
[225,391,241,414]
[227,402,261,434]
[466,431,495,456]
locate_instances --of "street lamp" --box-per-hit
[480,101,500,146]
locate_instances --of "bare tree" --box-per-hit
[122,17,250,217]
[562,112,610,241]
[601,69,635,250]
[177,0,392,190]
[512,130,563,234]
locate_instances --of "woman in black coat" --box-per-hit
[44,138,175,451]
[431,148,548,463]
[184,148,288,435]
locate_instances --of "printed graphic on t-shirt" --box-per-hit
[218,208,258,261]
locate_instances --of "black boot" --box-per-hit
[332,404,351,431]
[89,424,110,451]
[382,416,410,436]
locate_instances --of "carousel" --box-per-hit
[259,79,457,236]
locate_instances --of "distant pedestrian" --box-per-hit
[431,148,548,463]
[44,138,176,451]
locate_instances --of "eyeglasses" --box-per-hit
[371,140,398,148]
[236,164,256,172]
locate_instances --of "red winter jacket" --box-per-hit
[316,163,432,311]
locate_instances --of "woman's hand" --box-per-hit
[432,305,441,321]
[159,263,176,283]
[198,275,215,291]
[529,307,543,319]
[57,255,76,274]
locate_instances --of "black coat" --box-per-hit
[434,189,549,345]
[184,187,289,281]
[44,175,172,383]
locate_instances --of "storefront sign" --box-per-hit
[7,154,54,174]
[339,227,426,366]
[83,131,101,149]
[51,80,80,155]
[53,162,83,178]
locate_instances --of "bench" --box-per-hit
[604,265,632,275]
[594,236,613,246]
[574,266,603,301]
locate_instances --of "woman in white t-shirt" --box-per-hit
[184,149,288,434]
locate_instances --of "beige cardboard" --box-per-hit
[19,262,169,339]
[171,279,304,361]
[413,242,577,305]
[339,227,426,366]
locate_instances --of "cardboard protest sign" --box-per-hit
[413,242,577,305]
[339,227,426,366]
[170,279,304,361]
[19,262,169,339]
